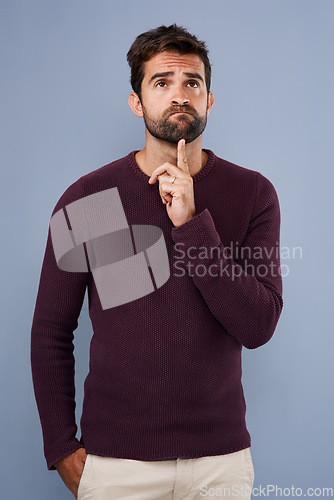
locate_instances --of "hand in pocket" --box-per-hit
[54,448,87,498]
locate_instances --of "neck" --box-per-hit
[135,132,208,177]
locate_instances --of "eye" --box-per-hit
[187,81,199,88]
[155,81,167,88]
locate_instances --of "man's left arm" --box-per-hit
[171,172,283,349]
[150,140,283,349]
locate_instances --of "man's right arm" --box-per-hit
[31,181,88,470]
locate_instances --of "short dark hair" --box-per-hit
[126,24,212,101]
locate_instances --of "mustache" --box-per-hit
[167,106,197,117]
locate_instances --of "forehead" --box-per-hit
[143,51,205,80]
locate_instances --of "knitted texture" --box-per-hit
[31,150,283,470]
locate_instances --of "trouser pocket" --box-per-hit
[77,454,92,500]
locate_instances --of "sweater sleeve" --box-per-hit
[31,182,88,470]
[171,172,283,349]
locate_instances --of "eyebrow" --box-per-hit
[149,71,204,84]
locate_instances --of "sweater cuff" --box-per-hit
[171,209,221,248]
[47,439,82,471]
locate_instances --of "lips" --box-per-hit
[169,111,192,117]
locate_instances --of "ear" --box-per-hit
[128,92,143,117]
[206,91,214,115]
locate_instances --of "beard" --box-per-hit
[141,103,208,144]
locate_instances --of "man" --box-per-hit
[31,24,283,499]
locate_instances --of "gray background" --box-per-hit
[1,0,333,498]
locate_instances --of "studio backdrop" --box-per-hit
[1,1,333,498]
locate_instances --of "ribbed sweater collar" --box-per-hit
[127,149,216,185]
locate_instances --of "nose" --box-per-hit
[171,85,190,106]
[171,96,190,105]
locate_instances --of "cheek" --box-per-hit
[192,91,209,109]
[196,101,210,116]
[142,91,168,109]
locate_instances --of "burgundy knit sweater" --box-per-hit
[31,149,283,470]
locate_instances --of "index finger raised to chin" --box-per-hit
[177,139,189,173]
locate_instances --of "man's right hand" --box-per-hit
[54,447,87,498]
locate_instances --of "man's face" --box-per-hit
[138,51,214,144]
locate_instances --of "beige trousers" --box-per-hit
[77,448,254,500]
